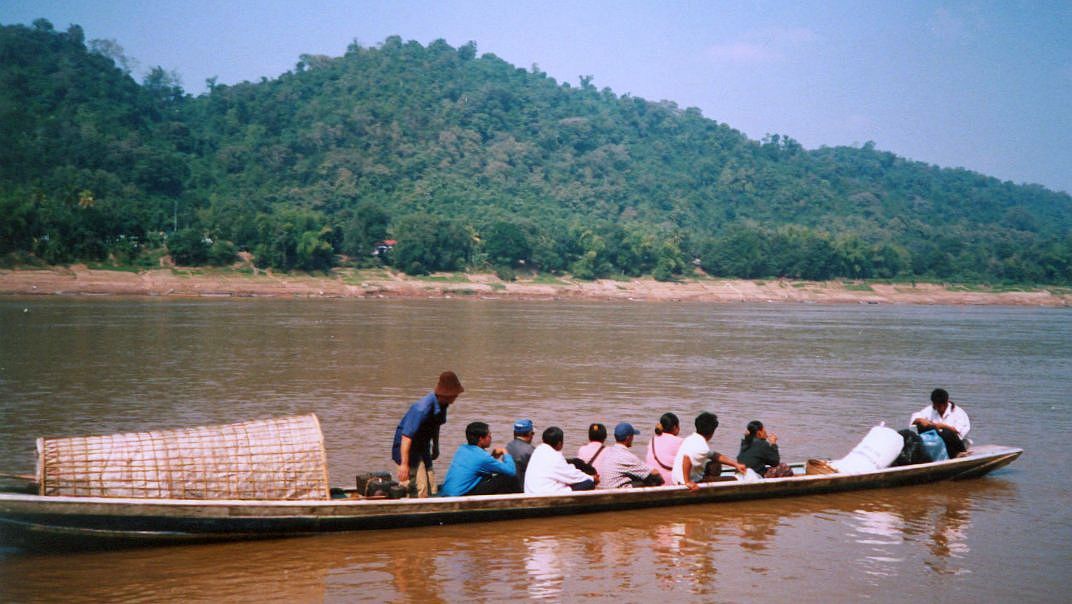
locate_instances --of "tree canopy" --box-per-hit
[1,23,1070,284]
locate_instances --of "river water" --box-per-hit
[0,298,1069,602]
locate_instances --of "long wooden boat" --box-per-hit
[0,444,1021,551]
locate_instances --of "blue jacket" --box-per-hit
[391,392,447,466]
[439,444,516,497]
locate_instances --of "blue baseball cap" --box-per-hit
[614,422,640,441]
[513,419,534,434]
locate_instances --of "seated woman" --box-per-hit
[645,412,683,485]
[737,421,792,478]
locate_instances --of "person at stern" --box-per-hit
[910,387,971,458]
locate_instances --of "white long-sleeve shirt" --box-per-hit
[910,403,971,438]
[524,443,593,495]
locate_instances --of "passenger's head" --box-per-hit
[513,418,534,441]
[587,423,607,443]
[614,422,640,445]
[744,420,765,444]
[542,426,565,450]
[465,421,491,446]
[931,388,950,413]
[694,412,719,439]
[654,412,680,436]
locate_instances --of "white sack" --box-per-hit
[830,425,903,474]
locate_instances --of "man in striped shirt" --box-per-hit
[593,423,664,489]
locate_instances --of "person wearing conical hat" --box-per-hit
[391,371,464,498]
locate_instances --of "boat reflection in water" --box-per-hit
[848,480,1006,578]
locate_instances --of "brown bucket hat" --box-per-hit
[434,371,464,397]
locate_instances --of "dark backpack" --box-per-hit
[891,429,932,466]
[567,458,598,476]
[356,471,406,498]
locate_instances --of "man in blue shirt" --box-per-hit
[391,371,464,498]
[440,422,519,497]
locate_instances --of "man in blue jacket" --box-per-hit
[392,371,464,497]
[440,422,518,497]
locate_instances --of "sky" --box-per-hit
[3,1,1071,194]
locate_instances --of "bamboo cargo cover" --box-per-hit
[36,414,330,500]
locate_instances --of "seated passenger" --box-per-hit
[526,426,598,494]
[737,420,792,478]
[439,422,518,497]
[594,422,664,489]
[646,412,683,485]
[910,388,971,458]
[506,418,536,490]
[672,412,746,491]
[575,422,608,466]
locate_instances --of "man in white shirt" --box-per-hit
[910,388,971,457]
[525,426,598,494]
[672,412,746,491]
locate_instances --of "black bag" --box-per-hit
[763,463,794,478]
[356,471,405,498]
[891,429,932,466]
[567,457,598,476]
[626,472,665,488]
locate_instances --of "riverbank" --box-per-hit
[0,265,1069,306]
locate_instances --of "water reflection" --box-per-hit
[847,479,1015,579]
[729,512,782,554]
[650,519,720,594]
[524,536,564,599]
[387,543,444,604]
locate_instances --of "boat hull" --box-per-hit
[0,445,1022,550]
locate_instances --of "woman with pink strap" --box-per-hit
[645,412,683,484]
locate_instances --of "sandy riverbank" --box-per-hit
[0,265,1069,306]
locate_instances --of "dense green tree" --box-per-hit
[207,238,237,266]
[482,220,532,268]
[342,200,390,260]
[699,226,769,278]
[167,228,209,265]
[252,208,329,270]
[392,213,473,275]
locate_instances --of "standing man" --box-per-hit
[911,388,971,457]
[391,371,464,498]
[506,418,536,490]
[672,412,746,491]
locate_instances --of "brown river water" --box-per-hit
[0,298,1069,602]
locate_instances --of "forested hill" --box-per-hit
[2,21,1071,283]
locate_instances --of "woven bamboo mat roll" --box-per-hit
[37,414,330,500]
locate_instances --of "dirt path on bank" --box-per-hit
[0,265,1069,306]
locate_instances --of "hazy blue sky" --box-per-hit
[3,1,1070,194]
